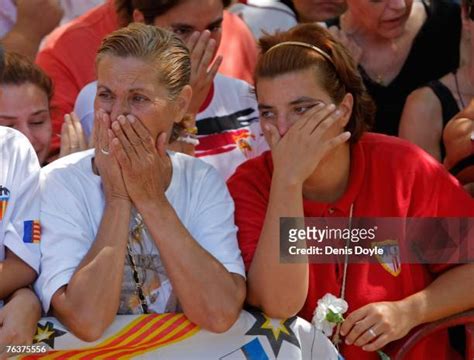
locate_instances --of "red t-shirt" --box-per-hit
[36,0,258,155]
[227,133,474,360]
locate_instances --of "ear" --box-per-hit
[338,92,354,128]
[132,9,146,23]
[173,85,193,123]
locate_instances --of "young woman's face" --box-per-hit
[256,67,351,140]
[152,0,223,51]
[0,83,52,164]
[95,55,182,142]
[347,0,414,39]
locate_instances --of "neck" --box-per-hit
[302,143,351,203]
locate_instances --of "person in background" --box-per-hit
[36,24,246,341]
[400,0,474,162]
[327,0,461,136]
[36,0,259,159]
[443,98,474,195]
[0,45,42,353]
[0,52,88,165]
[74,0,267,180]
[229,0,346,40]
[227,23,474,360]
[0,0,63,59]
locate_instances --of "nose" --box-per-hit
[387,0,407,11]
[109,98,130,122]
[276,115,292,137]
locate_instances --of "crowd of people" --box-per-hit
[0,0,473,359]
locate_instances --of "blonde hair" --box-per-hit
[96,23,191,141]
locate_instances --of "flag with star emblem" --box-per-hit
[21,311,340,359]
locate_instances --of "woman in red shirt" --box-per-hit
[227,23,474,360]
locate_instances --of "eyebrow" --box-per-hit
[0,114,17,119]
[30,109,49,116]
[97,84,151,93]
[258,97,321,109]
[171,17,224,31]
[0,109,49,119]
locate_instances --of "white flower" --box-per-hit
[312,293,349,337]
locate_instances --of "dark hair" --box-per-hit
[0,52,53,103]
[255,23,375,142]
[96,23,191,141]
[115,0,231,26]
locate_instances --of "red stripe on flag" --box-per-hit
[105,320,197,359]
[77,315,190,359]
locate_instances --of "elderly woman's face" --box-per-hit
[347,0,414,39]
[0,83,52,164]
[256,67,350,139]
[94,55,178,141]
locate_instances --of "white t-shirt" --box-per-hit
[35,149,245,313]
[0,127,41,275]
[229,0,298,40]
[74,74,268,180]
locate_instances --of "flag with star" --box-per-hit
[20,311,340,359]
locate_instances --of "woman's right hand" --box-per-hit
[93,110,130,203]
[264,103,351,186]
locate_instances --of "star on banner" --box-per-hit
[33,321,66,348]
[245,310,300,357]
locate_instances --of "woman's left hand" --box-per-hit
[0,289,41,359]
[340,301,416,352]
[110,114,171,207]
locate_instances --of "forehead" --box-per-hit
[153,0,223,28]
[96,55,163,92]
[0,83,49,107]
[256,68,331,105]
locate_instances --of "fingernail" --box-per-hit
[346,340,351,345]
[118,116,126,124]
[112,121,120,129]
[127,115,135,123]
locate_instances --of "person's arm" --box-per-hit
[51,198,131,342]
[49,111,131,342]
[0,250,36,300]
[341,264,474,351]
[0,288,41,354]
[110,114,245,332]
[399,87,444,161]
[1,0,62,59]
[140,201,245,333]
[246,104,351,318]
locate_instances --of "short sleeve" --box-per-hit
[407,155,474,273]
[35,170,98,312]
[188,165,246,278]
[2,130,41,273]
[226,155,271,271]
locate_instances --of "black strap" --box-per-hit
[426,78,460,159]
[197,108,258,136]
[449,155,474,176]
